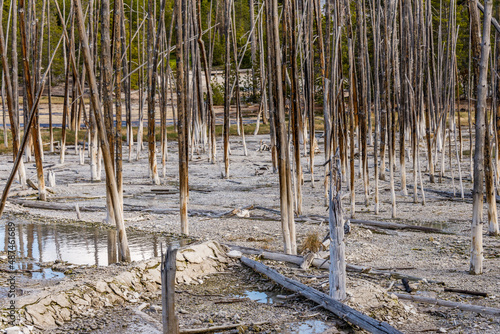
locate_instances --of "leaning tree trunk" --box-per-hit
[73,0,130,262]
[19,0,46,201]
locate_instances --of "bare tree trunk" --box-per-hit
[19,0,46,201]
[223,0,231,178]
[470,0,492,275]
[73,0,130,262]
[289,0,302,215]
[329,152,346,301]
[114,0,125,209]
[147,0,161,185]
[176,0,189,235]
[270,0,295,254]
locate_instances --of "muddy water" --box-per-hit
[1,218,189,278]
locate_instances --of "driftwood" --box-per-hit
[241,256,403,334]
[228,245,443,284]
[293,212,451,234]
[8,199,102,212]
[180,322,268,334]
[444,288,488,298]
[394,293,500,316]
[349,219,452,234]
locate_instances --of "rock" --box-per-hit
[115,272,136,286]
[181,245,213,264]
[227,250,242,259]
[69,295,90,306]
[5,327,21,334]
[142,268,161,284]
[94,281,110,294]
[52,293,71,308]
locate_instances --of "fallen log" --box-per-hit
[443,288,488,298]
[8,198,102,212]
[302,215,452,234]
[227,245,443,284]
[180,322,268,334]
[241,256,403,334]
[393,293,500,316]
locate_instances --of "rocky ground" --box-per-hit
[0,120,499,333]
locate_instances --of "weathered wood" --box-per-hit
[175,0,189,235]
[241,256,403,334]
[162,246,179,334]
[180,322,268,334]
[328,153,345,300]
[73,0,131,262]
[444,288,488,297]
[394,293,500,316]
[229,245,441,284]
[470,0,492,275]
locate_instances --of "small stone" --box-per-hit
[5,326,21,334]
[227,250,242,259]
[438,328,447,333]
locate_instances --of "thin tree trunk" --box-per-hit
[470,0,492,275]
[19,0,46,201]
[73,0,130,262]
[176,0,189,235]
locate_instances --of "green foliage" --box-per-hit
[210,81,224,106]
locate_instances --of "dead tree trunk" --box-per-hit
[223,0,231,178]
[470,0,492,274]
[270,0,295,254]
[19,0,46,201]
[329,152,346,301]
[73,0,130,262]
[176,0,189,235]
[147,0,161,185]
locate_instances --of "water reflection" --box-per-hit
[1,219,187,268]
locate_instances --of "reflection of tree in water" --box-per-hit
[107,229,117,265]
[37,224,43,263]
[94,230,99,266]
[1,221,187,268]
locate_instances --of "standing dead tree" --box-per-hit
[146,0,161,185]
[176,0,189,235]
[73,0,130,262]
[470,0,493,275]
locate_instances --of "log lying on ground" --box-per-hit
[228,245,443,284]
[8,198,145,212]
[241,256,403,334]
[443,288,488,297]
[180,321,268,334]
[393,293,500,316]
[295,214,452,234]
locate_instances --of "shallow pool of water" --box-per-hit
[288,320,331,333]
[1,218,189,277]
[242,290,280,304]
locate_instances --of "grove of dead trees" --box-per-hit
[0,0,499,279]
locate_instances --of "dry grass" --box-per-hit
[299,231,322,254]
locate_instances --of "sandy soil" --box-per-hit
[0,105,499,333]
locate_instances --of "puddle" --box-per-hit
[287,320,331,333]
[1,219,189,278]
[241,290,280,304]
